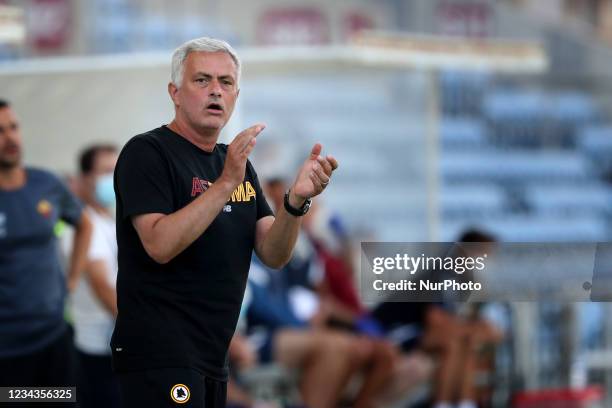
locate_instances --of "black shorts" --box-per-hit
[118,367,226,408]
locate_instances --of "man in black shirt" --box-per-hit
[111,37,338,407]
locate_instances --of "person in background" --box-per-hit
[246,259,395,408]
[0,99,92,392]
[71,144,121,408]
[226,332,259,408]
[256,177,432,407]
[372,230,503,408]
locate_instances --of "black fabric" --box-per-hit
[0,325,76,407]
[77,351,122,408]
[118,367,226,408]
[372,302,430,328]
[111,126,273,381]
[371,302,430,353]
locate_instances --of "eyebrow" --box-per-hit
[193,72,235,81]
[0,121,18,129]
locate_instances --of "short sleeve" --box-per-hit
[115,136,174,220]
[88,217,112,262]
[56,177,83,226]
[248,162,273,220]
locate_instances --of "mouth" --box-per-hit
[2,145,19,155]
[206,102,224,115]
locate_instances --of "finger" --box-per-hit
[326,154,339,171]
[309,143,322,161]
[316,156,333,176]
[309,171,323,191]
[231,133,251,153]
[233,123,265,142]
[248,123,266,137]
[242,137,257,157]
[233,136,251,154]
[313,162,330,184]
[239,135,257,154]
[232,123,265,151]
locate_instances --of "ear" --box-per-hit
[168,82,179,107]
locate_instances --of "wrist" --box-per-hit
[288,188,307,208]
[284,189,312,217]
[216,174,239,194]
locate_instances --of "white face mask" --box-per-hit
[95,173,115,208]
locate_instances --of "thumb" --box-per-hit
[309,143,322,161]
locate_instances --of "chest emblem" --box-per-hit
[191,177,212,197]
[36,199,53,218]
[190,177,257,203]
[230,181,256,203]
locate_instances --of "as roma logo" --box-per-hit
[37,199,53,218]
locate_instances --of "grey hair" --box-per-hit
[171,37,241,88]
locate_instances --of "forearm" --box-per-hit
[257,192,305,269]
[67,215,92,292]
[87,260,118,317]
[144,178,236,263]
[93,282,118,317]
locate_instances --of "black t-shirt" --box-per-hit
[110,126,273,380]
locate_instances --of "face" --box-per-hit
[0,107,22,169]
[92,150,118,177]
[169,51,240,133]
[84,150,118,196]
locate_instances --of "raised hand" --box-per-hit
[220,123,265,188]
[291,143,339,203]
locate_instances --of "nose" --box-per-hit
[0,127,16,141]
[6,127,19,143]
[208,79,222,98]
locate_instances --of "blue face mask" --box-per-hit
[95,174,115,208]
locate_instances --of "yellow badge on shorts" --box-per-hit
[170,384,190,404]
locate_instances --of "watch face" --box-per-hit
[303,199,312,213]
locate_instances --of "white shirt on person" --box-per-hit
[70,206,117,355]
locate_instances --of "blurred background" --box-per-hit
[4,0,612,407]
